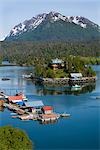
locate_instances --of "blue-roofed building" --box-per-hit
[24,100,44,108]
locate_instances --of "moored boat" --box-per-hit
[96,96,100,99]
[2,78,10,81]
[72,84,81,88]
[60,113,70,117]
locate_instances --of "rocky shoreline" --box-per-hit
[36,76,96,85]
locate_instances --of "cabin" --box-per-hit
[70,73,82,80]
[42,106,53,114]
[49,58,65,70]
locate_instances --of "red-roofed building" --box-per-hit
[8,95,23,103]
[42,106,53,114]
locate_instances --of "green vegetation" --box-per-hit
[34,56,96,78]
[0,126,33,150]
[0,41,100,64]
[0,40,99,77]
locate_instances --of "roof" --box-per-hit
[70,73,82,78]
[51,58,63,64]
[24,101,44,107]
[42,106,53,111]
[8,95,23,102]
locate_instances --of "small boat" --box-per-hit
[96,96,100,99]
[10,113,17,115]
[60,113,70,117]
[71,84,81,91]
[2,78,10,81]
[12,115,18,119]
[72,84,81,88]
[22,73,32,79]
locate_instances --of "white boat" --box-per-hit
[71,84,81,91]
[22,73,32,79]
[60,113,70,117]
[72,84,81,88]
[10,113,17,115]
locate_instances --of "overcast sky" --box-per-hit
[0,0,100,40]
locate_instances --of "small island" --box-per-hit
[34,56,96,85]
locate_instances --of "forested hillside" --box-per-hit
[0,40,100,65]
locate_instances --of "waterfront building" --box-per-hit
[42,106,53,114]
[8,95,23,103]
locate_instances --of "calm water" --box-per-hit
[0,65,100,150]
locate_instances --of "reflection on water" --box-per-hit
[0,106,4,112]
[0,65,98,96]
[92,65,100,93]
[35,83,95,96]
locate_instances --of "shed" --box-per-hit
[70,73,82,79]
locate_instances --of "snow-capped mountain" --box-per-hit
[5,11,100,41]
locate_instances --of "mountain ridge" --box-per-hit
[5,11,100,41]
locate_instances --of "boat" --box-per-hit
[2,78,10,81]
[72,84,81,88]
[10,113,17,115]
[60,113,70,117]
[12,115,18,119]
[22,73,32,79]
[96,96,100,99]
[71,84,81,91]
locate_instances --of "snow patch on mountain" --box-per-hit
[32,14,46,29]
